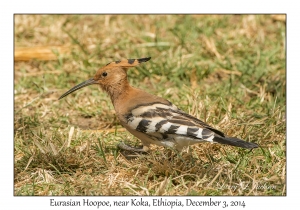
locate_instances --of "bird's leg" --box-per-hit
[118,142,149,153]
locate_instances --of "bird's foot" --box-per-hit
[118,142,147,152]
[117,142,148,158]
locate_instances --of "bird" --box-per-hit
[59,57,259,153]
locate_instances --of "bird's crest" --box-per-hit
[105,57,151,68]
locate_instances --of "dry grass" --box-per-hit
[14,14,286,196]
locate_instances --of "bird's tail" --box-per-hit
[213,136,259,149]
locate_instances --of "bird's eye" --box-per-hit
[102,72,107,77]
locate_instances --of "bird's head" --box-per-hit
[58,57,151,100]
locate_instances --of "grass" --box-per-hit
[14,14,286,195]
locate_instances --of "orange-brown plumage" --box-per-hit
[59,57,258,153]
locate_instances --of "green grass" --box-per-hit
[14,14,286,195]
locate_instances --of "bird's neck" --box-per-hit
[107,81,146,117]
[108,81,172,119]
[104,78,132,105]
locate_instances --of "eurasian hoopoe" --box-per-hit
[59,57,258,153]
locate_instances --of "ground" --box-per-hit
[14,14,286,195]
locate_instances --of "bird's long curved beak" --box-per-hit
[59,78,97,100]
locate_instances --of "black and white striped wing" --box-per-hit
[125,102,225,144]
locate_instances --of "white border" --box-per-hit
[3,0,297,209]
